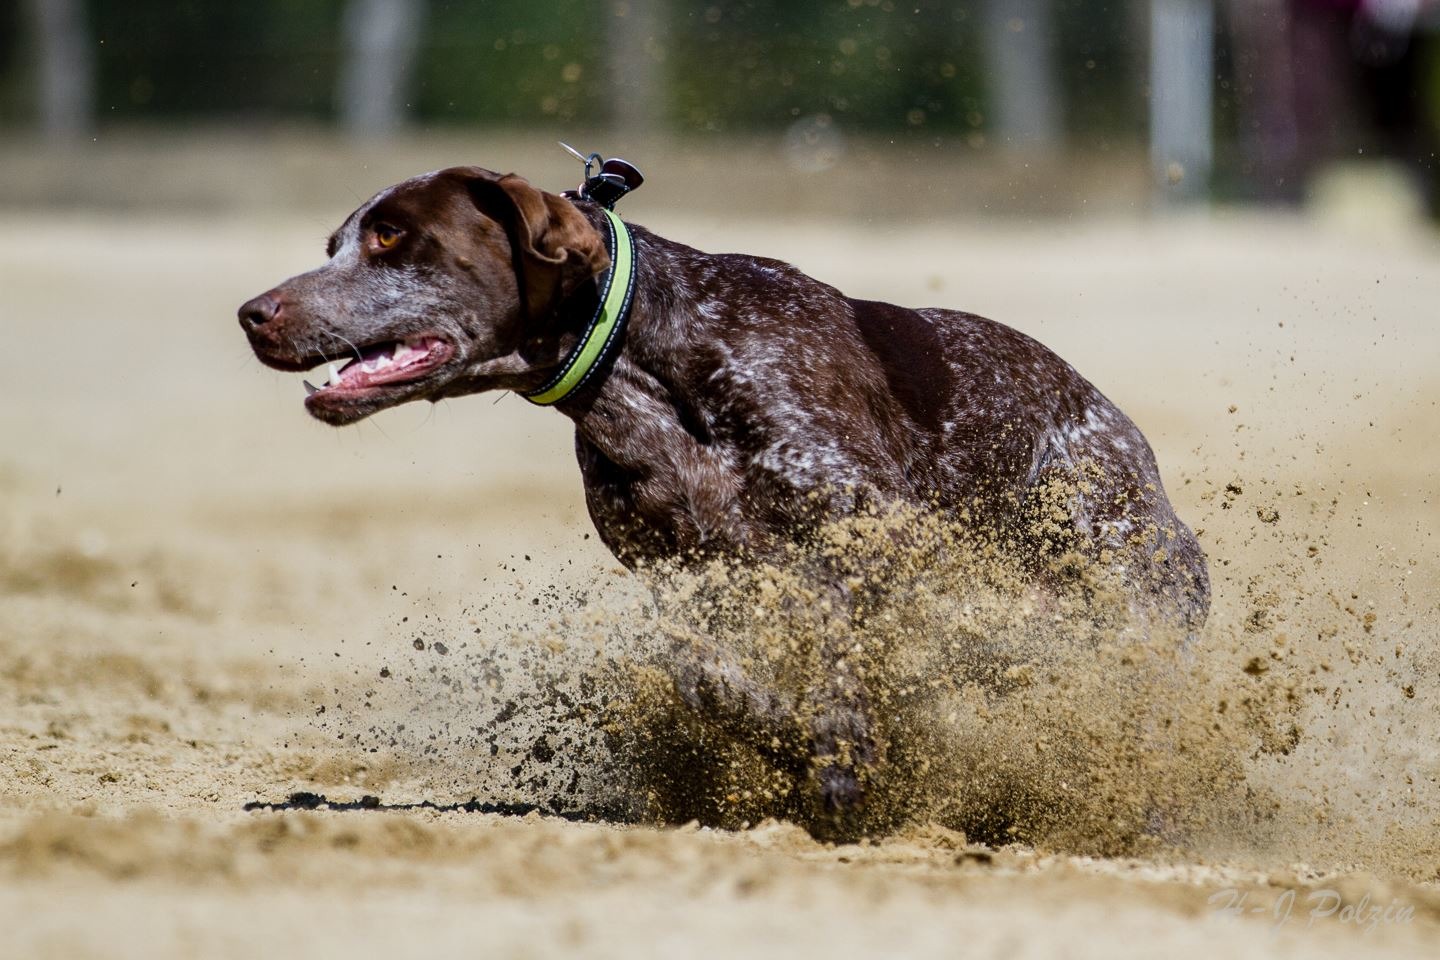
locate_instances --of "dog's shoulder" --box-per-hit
[628,222,845,319]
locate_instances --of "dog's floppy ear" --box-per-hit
[467,171,611,320]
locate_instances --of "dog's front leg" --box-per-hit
[804,614,881,815]
[667,631,809,773]
[667,627,878,823]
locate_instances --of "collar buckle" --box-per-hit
[559,143,645,210]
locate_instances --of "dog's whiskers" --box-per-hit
[331,332,364,362]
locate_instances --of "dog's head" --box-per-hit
[238,167,610,425]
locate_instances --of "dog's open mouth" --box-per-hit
[302,336,455,410]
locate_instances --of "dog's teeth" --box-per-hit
[327,363,341,386]
[376,354,394,368]
[393,343,413,362]
[303,380,319,396]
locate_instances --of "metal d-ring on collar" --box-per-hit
[558,142,645,211]
[522,206,635,406]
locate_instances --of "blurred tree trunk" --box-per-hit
[606,0,663,137]
[1226,0,1302,203]
[980,0,1060,149]
[26,0,94,141]
[1149,0,1215,202]
[338,0,424,138]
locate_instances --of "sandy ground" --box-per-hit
[1,183,1438,958]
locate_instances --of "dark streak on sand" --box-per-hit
[243,791,594,822]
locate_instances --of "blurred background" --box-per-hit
[1,0,1438,219]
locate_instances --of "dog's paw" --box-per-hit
[807,698,878,817]
[815,762,866,813]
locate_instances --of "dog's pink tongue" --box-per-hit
[331,339,438,388]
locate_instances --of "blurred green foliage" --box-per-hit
[664,1,989,135]
[0,2,25,119]
[0,0,1432,158]
[90,0,347,118]
[417,0,606,124]
[0,0,1146,138]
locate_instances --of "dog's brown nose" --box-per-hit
[238,292,281,329]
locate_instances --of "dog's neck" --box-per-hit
[520,207,635,408]
[551,220,725,471]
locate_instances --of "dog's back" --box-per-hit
[580,222,1209,625]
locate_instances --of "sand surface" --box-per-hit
[1,198,1437,957]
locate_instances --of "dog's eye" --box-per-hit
[371,223,403,251]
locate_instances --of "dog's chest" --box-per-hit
[572,412,845,567]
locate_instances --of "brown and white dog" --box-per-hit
[238,166,1209,813]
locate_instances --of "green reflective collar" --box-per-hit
[524,208,635,406]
